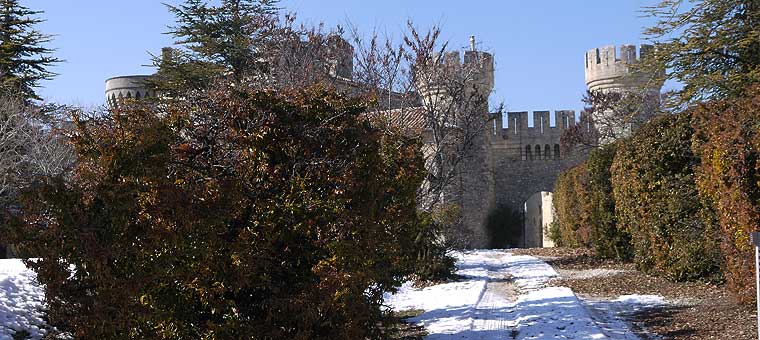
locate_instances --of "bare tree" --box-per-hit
[348,23,500,248]
[0,92,74,257]
[355,25,497,206]
[237,17,498,217]
[562,89,662,149]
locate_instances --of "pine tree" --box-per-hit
[159,0,279,90]
[0,0,60,101]
[642,0,760,106]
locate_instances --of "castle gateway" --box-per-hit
[432,44,662,248]
[106,43,661,249]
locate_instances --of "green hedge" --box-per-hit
[554,89,760,300]
[586,144,632,260]
[611,113,722,281]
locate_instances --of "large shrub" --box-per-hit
[692,87,760,303]
[551,164,591,247]
[10,86,428,339]
[611,113,722,281]
[585,144,631,260]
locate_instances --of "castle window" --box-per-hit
[525,145,532,161]
[596,48,601,64]
[535,145,541,160]
[126,92,132,99]
[135,91,141,99]
[544,144,551,159]
[554,144,561,159]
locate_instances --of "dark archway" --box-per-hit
[484,204,523,249]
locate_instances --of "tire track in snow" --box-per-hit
[471,252,517,335]
[385,250,642,339]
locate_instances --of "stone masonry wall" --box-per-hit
[490,110,587,212]
[457,109,587,248]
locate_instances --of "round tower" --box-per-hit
[584,44,663,143]
[414,39,496,248]
[105,75,153,106]
[584,44,661,93]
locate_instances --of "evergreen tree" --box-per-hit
[0,0,60,101]
[642,0,760,106]
[157,0,279,92]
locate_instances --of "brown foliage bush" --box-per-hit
[551,164,592,247]
[551,144,631,261]
[9,85,428,339]
[692,86,760,303]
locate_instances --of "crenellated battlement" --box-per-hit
[437,49,495,74]
[496,110,583,135]
[489,110,590,162]
[584,44,659,92]
[417,47,495,111]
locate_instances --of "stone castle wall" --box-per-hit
[454,109,588,247]
[489,110,587,213]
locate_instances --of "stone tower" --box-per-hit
[325,35,354,80]
[105,75,152,107]
[584,44,663,143]
[416,41,496,248]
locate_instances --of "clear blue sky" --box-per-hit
[35,0,666,113]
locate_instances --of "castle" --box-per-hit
[105,41,662,249]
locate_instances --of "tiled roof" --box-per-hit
[363,106,428,135]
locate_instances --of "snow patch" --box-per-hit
[513,286,611,339]
[504,254,557,290]
[614,294,666,306]
[385,280,486,313]
[385,251,639,339]
[0,259,48,340]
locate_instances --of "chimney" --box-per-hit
[161,47,175,65]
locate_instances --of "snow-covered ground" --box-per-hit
[385,250,665,339]
[0,250,666,340]
[0,259,48,340]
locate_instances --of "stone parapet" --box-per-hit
[105,75,152,106]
